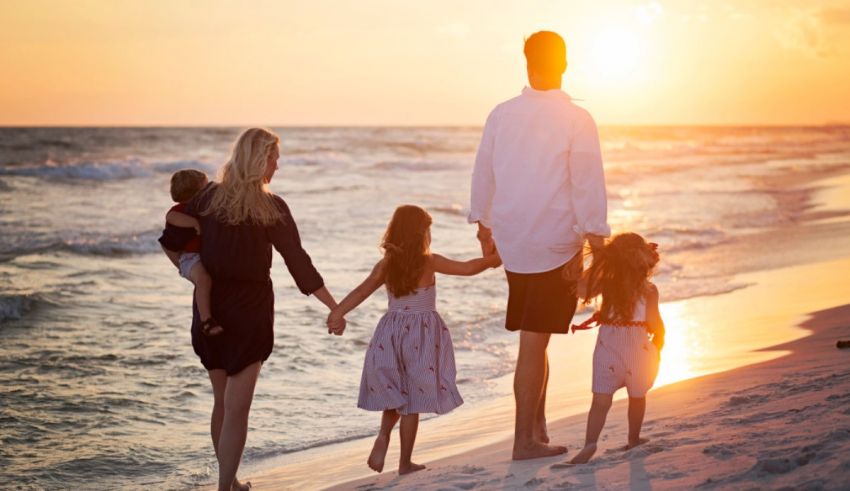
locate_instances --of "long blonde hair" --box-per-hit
[203,128,282,226]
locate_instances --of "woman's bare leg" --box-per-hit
[208,370,251,491]
[216,362,262,491]
[368,410,400,473]
[398,414,425,475]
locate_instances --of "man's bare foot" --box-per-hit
[569,443,598,464]
[623,438,649,450]
[512,441,567,460]
[398,462,426,475]
[367,434,390,473]
[231,478,251,491]
[533,420,550,444]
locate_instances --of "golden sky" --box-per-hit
[2,0,849,126]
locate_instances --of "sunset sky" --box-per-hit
[2,0,849,126]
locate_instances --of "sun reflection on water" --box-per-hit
[655,302,703,387]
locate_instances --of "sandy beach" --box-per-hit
[236,248,850,490]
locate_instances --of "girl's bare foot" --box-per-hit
[231,477,251,491]
[367,434,390,473]
[398,462,426,475]
[512,441,567,460]
[624,437,649,450]
[569,443,598,464]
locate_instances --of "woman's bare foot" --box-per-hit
[367,434,390,473]
[623,437,649,450]
[398,462,426,475]
[569,443,598,464]
[512,441,567,460]
[231,477,251,491]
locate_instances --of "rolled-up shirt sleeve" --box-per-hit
[468,109,497,228]
[268,197,325,295]
[568,112,611,238]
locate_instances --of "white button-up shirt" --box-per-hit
[468,87,611,274]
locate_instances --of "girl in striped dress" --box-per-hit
[569,232,666,464]
[327,205,500,475]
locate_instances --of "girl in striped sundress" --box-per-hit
[327,205,501,476]
[568,232,666,465]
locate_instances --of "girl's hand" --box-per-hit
[651,332,664,354]
[327,312,346,336]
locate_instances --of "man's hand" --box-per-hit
[476,223,496,256]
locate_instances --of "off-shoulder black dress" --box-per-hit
[158,184,324,375]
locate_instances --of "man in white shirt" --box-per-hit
[468,31,610,460]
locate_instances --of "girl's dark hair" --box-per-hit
[382,205,432,297]
[584,232,658,322]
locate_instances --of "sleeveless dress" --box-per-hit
[591,297,660,398]
[357,284,464,415]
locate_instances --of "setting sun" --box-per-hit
[588,26,646,83]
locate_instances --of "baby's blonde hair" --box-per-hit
[203,128,282,226]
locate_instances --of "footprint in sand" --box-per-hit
[702,443,737,459]
[458,465,486,475]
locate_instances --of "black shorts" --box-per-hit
[505,255,579,334]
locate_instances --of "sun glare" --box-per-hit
[588,26,645,82]
[654,302,702,387]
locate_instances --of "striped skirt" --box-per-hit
[357,309,463,415]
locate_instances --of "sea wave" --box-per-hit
[0,293,47,323]
[0,230,165,260]
[0,159,216,182]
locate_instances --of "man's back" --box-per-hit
[469,87,608,274]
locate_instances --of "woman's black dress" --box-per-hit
[158,185,324,375]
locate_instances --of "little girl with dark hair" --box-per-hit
[327,204,500,476]
[569,232,665,464]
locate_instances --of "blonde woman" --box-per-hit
[159,128,343,491]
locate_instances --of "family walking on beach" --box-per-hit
[158,31,666,491]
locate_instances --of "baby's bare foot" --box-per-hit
[623,437,649,450]
[569,443,598,464]
[367,434,390,473]
[399,462,426,475]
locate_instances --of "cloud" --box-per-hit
[819,6,850,25]
[776,8,839,58]
[635,1,663,25]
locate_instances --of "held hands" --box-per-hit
[326,309,346,336]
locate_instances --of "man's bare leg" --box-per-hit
[513,331,566,460]
[533,353,550,444]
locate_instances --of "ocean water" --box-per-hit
[1,125,850,489]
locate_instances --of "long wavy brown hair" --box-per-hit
[584,232,659,322]
[381,205,432,297]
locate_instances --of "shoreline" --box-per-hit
[239,253,850,490]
